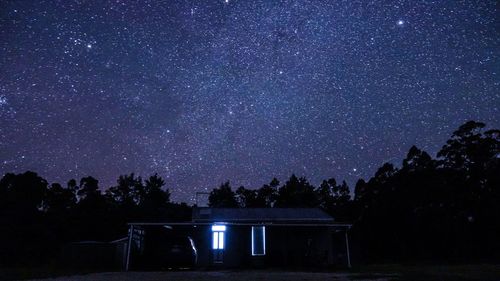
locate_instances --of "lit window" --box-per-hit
[252,226,265,256]
[212,224,226,250]
[211,225,226,232]
[212,231,225,249]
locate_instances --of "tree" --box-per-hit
[143,173,170,203]
[72,176,112,241]
[106,173,143,206]
[77,176,100,201]
[44,183,76,213]
[275,174,318,207]
[0,172,50,265]
[402,145,434,171]
[0,171,48,213]
[437,121,498,171]
[255,178,279,207]
[66,179,78,199]
[138,174,171,218]
[235,186,258,207]
[208,181,238,207]
[317,178,352,221]
[317,178,335,210]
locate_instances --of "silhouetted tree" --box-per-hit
[275,174,318,207]
[255,178,279,207]
[352,121,500,262]
[0,171,48,214]
[317,178,352,221]
[438,121,491,170]
[0,171,50,265]
[77,176,100,201]
[317,178,336,210]
[72,177,113,240]
[45,183,76,213]
[106,173,142,206]
[208,181,238,207]
[138,174,171,219]
[402,145,435,171]
[235,186,258,207]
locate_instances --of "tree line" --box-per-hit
[0,120,498,266]
[207,120,500,262]
[0,173,190,266]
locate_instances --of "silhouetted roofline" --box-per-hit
[191,207,335,223]
[126,222,351,228]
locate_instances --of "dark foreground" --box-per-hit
[2,265,496,281]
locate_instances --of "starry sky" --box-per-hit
[0,0,498,202]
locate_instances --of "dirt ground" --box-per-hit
[18,264,500,281]
[25,271,395,281]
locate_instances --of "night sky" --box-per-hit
[0,1,498,202]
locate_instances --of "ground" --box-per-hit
[25,271,394,281]
[3,265,499,281]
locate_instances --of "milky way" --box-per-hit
[1,1,498,202]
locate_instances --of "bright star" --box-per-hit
[397,20,404,26]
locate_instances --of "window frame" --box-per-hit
[251,226,266,256]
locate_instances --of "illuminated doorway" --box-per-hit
[211,224,225,263]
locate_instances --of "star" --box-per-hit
[0,1,497,203]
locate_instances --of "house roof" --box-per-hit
[192,207,334,223]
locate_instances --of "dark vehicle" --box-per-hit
[138,226,197,270]
[165,235,197,268]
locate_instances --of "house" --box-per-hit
[125,207,352,270]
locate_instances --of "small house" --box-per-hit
[125,207,351,270]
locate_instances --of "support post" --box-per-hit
[125,224,134,271]
[345,228,351,268]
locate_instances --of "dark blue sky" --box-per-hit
[0,0,498,202]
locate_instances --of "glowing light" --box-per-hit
[212,224,226,249]
[218,232,224,248]
[211,224,226,232]
[251,226,266,256]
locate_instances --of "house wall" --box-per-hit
[266,226,331,267]
[191,225,251,268]
[128,224,349,269]
[193,225,346,269]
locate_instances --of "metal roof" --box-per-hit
[191,207,334,223]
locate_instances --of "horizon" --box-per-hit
[1,119,495,204]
